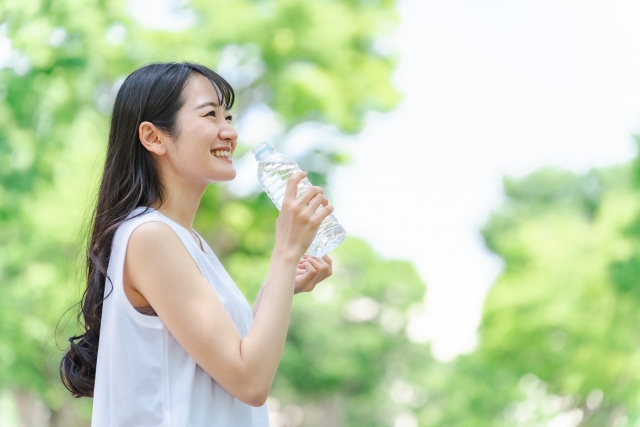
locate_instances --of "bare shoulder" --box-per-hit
[125,220,200,293]
[126,220,192,259]
[128,220,179,248]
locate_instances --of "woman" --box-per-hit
[60,62,334,426]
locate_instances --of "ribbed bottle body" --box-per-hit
[254,143,346,256]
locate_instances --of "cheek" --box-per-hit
[173,144,209,173]
[181,128,212,160]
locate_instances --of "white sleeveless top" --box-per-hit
[92,207,270,426]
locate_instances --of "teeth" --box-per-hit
[213,150,230,157]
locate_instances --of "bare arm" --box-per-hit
[126,172,333,407]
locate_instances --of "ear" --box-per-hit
[138,121,168,155]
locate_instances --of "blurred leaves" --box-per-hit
[0,0,429,425]
[12,1,640,426]
[274,238,432,426]
[426,163,640,426]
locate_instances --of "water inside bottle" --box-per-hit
[257,157,346,256]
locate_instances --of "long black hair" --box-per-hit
[59,62,235,397]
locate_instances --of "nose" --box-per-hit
[219,121,238,145]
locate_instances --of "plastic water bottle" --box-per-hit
[253,142,346,257]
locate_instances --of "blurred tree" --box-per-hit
[273,237,431,426]
[422,162,640,426]
[0,0,434,425]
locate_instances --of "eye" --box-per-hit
[226,115,233,122]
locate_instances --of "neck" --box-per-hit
[153,173,207,232]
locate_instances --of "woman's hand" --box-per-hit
[295,254,333,294]
[273,171,334,261]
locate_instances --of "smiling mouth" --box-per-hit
[212,150,231,158]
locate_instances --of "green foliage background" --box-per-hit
[3,0,640,426]
[0,0,435,426]
[421,160,640,426]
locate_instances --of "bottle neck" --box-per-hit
[253,142,274,161]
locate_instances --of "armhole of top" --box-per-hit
[114,216,202,328]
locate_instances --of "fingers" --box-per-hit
[294,255,334,294]
[293,182,334,221]
[302,254,331,263]
[301,255,331,279]
[299,185,323,205]
[294,266,315,294]
[284,173,332,218]
[313,202,334,222]
[284,171,307,202]
[303,260,318,275]
[305,191,329,215]
[277,170,336,259]
[322,255,333,275]
[301,255,322,270]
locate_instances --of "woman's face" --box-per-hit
[168,73,238,184]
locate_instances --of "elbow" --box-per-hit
[239,383,270,407]
[246,394,268,408]
[215,358,272,407]
[241,391,269,408]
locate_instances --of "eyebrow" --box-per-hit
[194,101,229,110]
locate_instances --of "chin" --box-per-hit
[215,171,237,182]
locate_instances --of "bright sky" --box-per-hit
[331,0,640,361]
